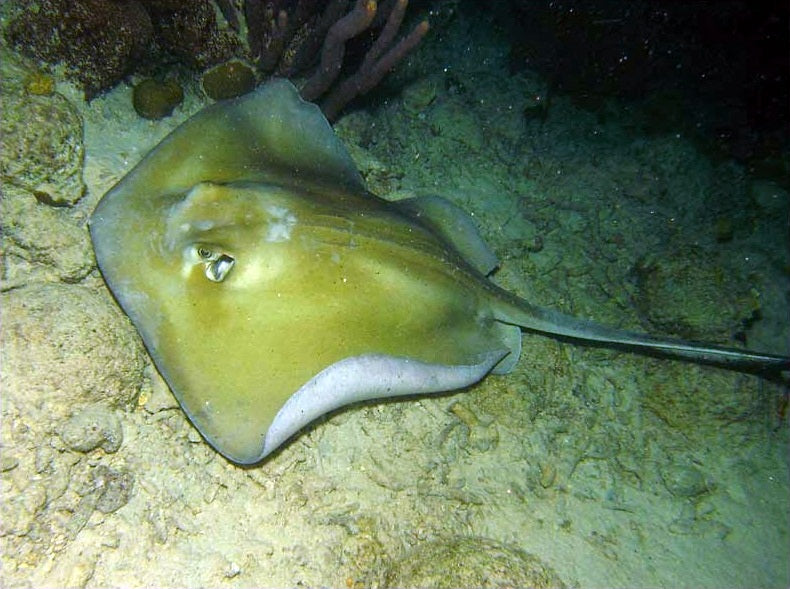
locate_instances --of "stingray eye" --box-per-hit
[197,247,214,260]
[205,253,235,282]
[192,245,235,282]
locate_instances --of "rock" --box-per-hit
[0,89,85,206]
[4,0,153,98]
[0,49,83,210]
[92,465,135,514]
[713,216,734,242]
[0,283,146,428]
[661,463,711,497]
[384,536,566,588]
[0,184,93,284]
[143,0,241,69]
[402,76,440,114]
[633,247,759,342]
[0,482,48,537]
[0,283,144,573]
[60,406,123,453]
[750,179,788,216]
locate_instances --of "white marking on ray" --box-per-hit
[264,205,297,242]
[193,220,215,231]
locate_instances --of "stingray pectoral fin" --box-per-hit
[491,323,523,374]
[395,195,500,276]
[493,293,790,372]
[259,351,507,461]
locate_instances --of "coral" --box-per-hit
[4,0,237,97]
[212,0,431,117]
[5,0,153,99]
[215,0,242,31]
[245,0,296,73]
[132,78,185,119]
[4,0,428,117]
[319,0,430,119]
[201,59,258,100]
[298,0,430,119]
[244,0,351,76]
[300,0,379,101]
[142,0,242,69]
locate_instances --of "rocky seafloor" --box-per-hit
[1,6,789,588]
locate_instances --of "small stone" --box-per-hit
[141,364,180,413]
[714,216,734,242]
[539,462,556,488]
[187,428,203,444]
[93,465,134,514]
[661,463,710,497]
[750,179,788,215]
[449,401,479,428]
[402,76,439,113]
[35,445,54,473]
[0,455,19,472]
[60,406,123,454]
[224,561,241,578]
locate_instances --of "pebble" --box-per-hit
[60,406,123,454]
[661,463,710,497]
[93,465,135,514]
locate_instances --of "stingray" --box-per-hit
[90,79,789,464]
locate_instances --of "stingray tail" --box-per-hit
[491,290,790,374]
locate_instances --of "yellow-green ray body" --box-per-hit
[91,80,515,462]
[90,79,789,464]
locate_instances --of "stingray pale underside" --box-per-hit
[90,79,518,463]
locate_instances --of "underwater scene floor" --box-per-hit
[1,6,789,589]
